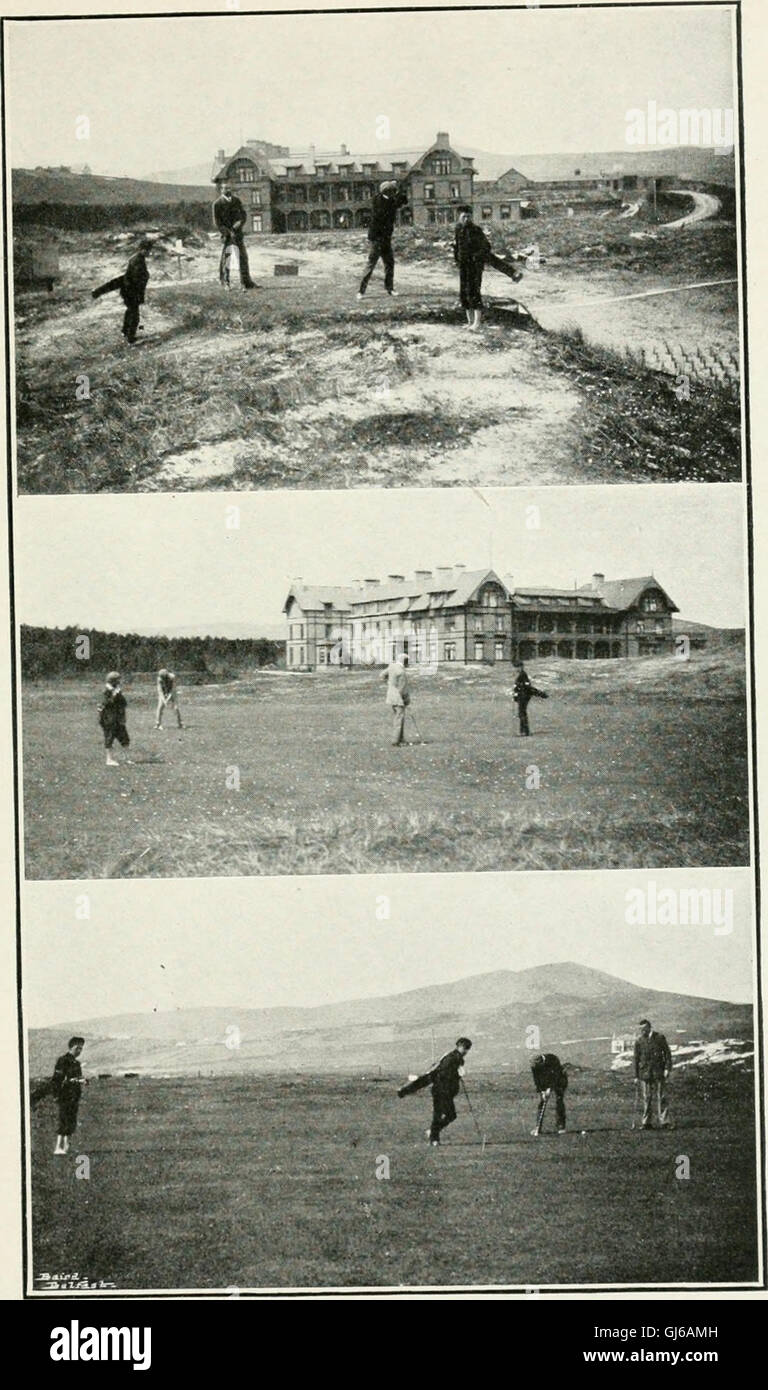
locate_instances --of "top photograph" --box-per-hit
[4,4,742,493]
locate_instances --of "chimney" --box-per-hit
[414,569,432,579]
[216,148,226,162]
[436,565,452,577]
[364,578,379,586]
[436,131,450,145]
[454,563,466,571]
[592,572,605,592]
[388,574,405,582]
[340,143,349,156]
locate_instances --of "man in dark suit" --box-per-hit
[531,1052,569,1135]
[357,180,408,299]
[52,1037,86,1155]
[91,238,153,343]
[634,1019,673,1129]
[213,184,256,289]
[512,660,547,735]
[398,1037,473,1145]
[453,206,492,331]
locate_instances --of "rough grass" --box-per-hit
[21,654,750,879]
[540,326,741,482]
[28,1068,759,1291]
[14,214,740,492]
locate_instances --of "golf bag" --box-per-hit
[91,274,126,301]
[485,250,524,283]
[397,1070,434,1098]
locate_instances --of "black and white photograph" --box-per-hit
[4,3,742,491]
[16,485,751,880]
[22,870,759,1292]
[0,0,764,1321]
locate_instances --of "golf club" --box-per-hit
[407,708,425,743]
[532,1088,551,1137]
[460,1078,486,1147]
[631,1082,641,1130]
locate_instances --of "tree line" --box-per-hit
[20,626,284,681]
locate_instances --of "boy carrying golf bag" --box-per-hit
[398,1038,473,1146]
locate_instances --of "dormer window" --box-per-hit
[433,157,451,175]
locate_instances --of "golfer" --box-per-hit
[382,653,410,746]
[155,669,183,730]
[634,1019,672,1129]
[512,659,547,736]
[398,1038,473,1146]
[91,238,153,345]
[98,671,129,767]
[213,184,256,290]
[453,207,492,331]
[531,1052,568,1135]
[52,1037,85,1156]
[357,180,408,299]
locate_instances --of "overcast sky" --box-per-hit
[22,866,753,1026]
[5,6,735,175]
[16,486,748,633]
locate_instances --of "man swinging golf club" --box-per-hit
[155,668,183,730]
[398,1037,473,1146]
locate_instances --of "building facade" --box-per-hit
[283,569,679,670]
[212,132,734,236]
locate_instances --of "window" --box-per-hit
[362,163,377,175]
[250,190,261,206]
[643,594,660,611]
[251,213,263,233]
[337,185,350,201]
[494,640,504,660]
[427,209,436,224]
[291,623,305,640]
[316,164,330,176]
[318,648,328,666]
[449,183,460,199]
[424,183,435,201]
[482,206,493,220]
[637,620,645,632]
[444,642,456,662]
[474,639,485,661]
[473,616,483,632]
[433,158,451,175]
[500,204,511,219]
[655,621,664,634]
[445,617,456,631]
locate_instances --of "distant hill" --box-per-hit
[143,162,216,187]
[673,618,744,648]
[29,962,752,1078]
[12,168,212,207]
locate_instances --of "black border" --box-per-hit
[1,0,764,1301]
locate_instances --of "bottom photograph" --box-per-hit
[21,871,760,1294]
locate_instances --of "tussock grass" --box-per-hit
[540,325,740,481]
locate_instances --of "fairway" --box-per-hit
[29,1069,758,1291]
[21,655,749,878]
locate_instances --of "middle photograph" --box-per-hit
[16,483,750,881]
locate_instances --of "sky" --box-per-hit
[16,485,748,634]
[4,6,735,176]
[22,867,754,1026]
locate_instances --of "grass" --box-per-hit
[14,216,740,491]
[540,326,741,482]
[21,655,750,878]
[28,1067,759,1291]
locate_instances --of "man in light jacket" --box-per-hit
[382,653,410,746]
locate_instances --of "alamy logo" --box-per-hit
[50,1321,151,1371]
[625,882,733,935]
